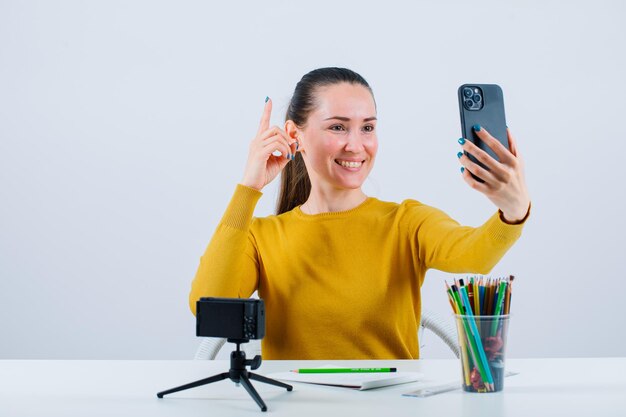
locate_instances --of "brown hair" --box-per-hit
[276,67,374,215]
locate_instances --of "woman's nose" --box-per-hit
[344,132,365,152]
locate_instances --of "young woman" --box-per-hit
[190,67,531,360]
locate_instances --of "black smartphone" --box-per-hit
[458,84,509,183]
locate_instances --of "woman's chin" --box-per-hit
[332,174,368,190]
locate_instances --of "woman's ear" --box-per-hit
[284,120,302,150]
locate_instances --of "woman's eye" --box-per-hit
[330,125,345,131]
[363,125,375,132]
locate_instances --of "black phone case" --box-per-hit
[458,84,508,183]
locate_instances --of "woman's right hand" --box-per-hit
[240,98,298,191]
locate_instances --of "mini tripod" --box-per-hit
[157,338,293,412]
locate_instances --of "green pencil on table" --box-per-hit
[292,367,397,374]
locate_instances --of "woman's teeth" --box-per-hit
[336,160,363,168]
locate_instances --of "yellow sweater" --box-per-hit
[190,184,527,359]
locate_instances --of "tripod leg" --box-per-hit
[249,372,294,391]
[157,372,228,398]
[238,373,268,412]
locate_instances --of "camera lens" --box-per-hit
[464,99,474,109]
[473,94,481,102]
[463,87,473,98]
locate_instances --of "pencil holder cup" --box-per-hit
[454,314,510,393]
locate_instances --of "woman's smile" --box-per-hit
[334,158,366,170]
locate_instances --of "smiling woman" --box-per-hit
[283,81,378,214]
[189,67,531,360]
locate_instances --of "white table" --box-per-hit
[1,358,625,416]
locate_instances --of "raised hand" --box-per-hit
[241,98,298,191]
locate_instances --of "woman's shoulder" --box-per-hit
[370,196,442,214]
[369,197,454,231]
[248,208,297,231]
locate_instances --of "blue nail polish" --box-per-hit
[473,124,481,132]
[286,153,291,159]
[291,154,296,160]
[461,167,465,173]
[458,138,466,145]
[296,141,299,151]
[265,96,269,103]
[457,152,463,159]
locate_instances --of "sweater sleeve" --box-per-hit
[414,205,528,274]
[188,184,263,315]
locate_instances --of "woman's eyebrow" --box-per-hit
[323,116,378,122]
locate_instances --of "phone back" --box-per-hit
[458,84,508,163]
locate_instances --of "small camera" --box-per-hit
[159,297,290,410]
[462,86,484,111]
[196,297,265,340]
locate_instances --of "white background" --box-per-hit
[1,0,625,359]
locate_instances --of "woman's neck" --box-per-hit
[300,188,368,215]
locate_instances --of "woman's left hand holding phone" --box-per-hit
[458,127,531,223]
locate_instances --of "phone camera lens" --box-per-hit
[473,94,481,102]
[463,87,473,98]
[464,99,474,109]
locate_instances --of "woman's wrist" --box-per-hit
[240,179,263,191]
[499,202,531,225]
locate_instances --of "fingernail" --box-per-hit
[291,154,296,160]
[295,141,299,151]
[265,96,269,103]
[457,152,463,159]
[458,137,466,145]
[473,124,481,132]
[286,153,291,159]
[461,167,465,173]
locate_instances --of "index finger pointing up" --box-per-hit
[257,97,272,136]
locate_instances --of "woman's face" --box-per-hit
[298,82,378,192]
